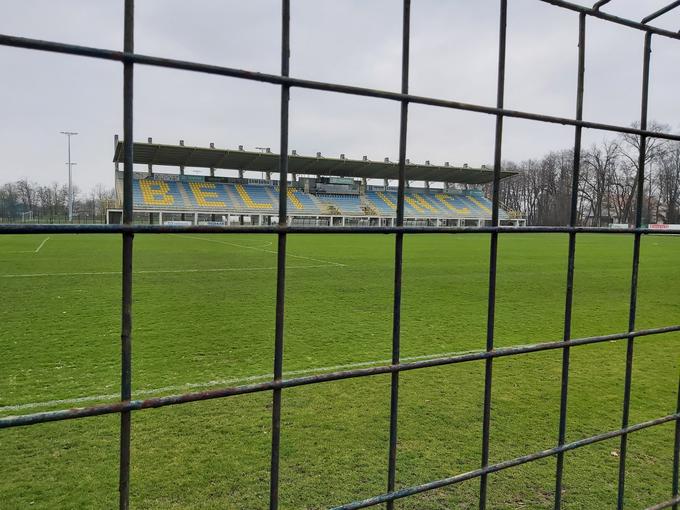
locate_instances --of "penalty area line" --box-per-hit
[34,236,50,253]
[0,344,537,414]
[2,236,50,254]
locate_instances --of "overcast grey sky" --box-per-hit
[1,0,679,192]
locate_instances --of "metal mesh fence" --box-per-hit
[1,1,680,509]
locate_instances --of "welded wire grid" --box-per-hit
[0,1,679,509]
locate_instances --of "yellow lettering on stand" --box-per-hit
[190,182,226,207]
[140,180,174,206]
[436,194,469,214]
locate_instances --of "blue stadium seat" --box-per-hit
[124,176,510,220]
[317,194,363,214]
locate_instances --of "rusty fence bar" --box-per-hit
[554,11,586,510]
[479,0,508,507]
[2,325,677,428]
[674,374,680,510]
[385,2,411,509]
[118,1,134,509]
[641,1,680,25]
[617,29,653,510]
[0,1,679,509]
[268,1,290,508]
[647,496,680,510]
[330,412,680,510]
[592,0,612,11]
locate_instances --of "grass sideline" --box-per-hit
[0,233,678,509]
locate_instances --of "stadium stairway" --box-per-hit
[466,195,492,216]
[225,184,245,210]
[175,182,195,209]
[264,186,278,205]
[359,195,379,216]
[288,188,322,213]
[306,193,326,213]
[316,194,363,215]
[236,184,274,210]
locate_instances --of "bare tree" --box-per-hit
[657,142,680,223]
[15,179,36,215]
[581,140,618,226]
[0,183,19,221]
[615,121,668,224]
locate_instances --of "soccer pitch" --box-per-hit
[0,233,678,509]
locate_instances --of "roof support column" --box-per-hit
[209,142,215,177]
[179,140,185,175]
[147,137,153,176]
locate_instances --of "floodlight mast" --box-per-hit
[60,131,78,222]
[255,146,271,180]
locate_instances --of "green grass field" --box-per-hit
[0,232,678,509]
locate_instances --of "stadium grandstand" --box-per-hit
[108,137,525,227]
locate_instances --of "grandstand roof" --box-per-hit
[113,141,515,184]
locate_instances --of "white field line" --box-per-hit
[0,264,332,278]
[177,234,347,267]
[34,236,50,253]
[4,236,50,254]
[0,235,346,277]
[0,345,537,414]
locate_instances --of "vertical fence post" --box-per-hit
[554,12,586,510]
[617,29,652,510]
[479,0,507,507]
[269,1,290,508]
[386,2,411,507]
[673,373,680,510]
[119,1,135,509]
